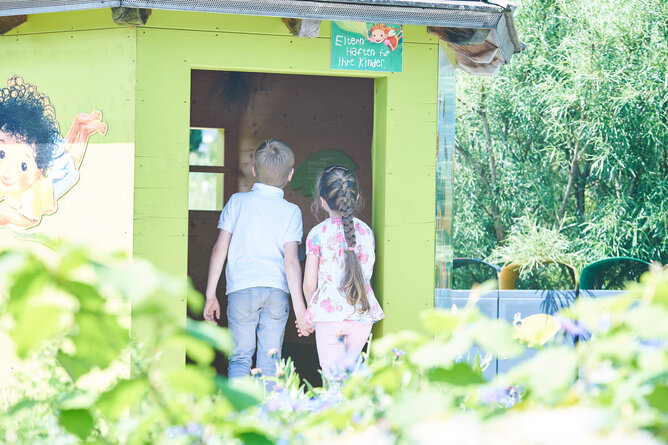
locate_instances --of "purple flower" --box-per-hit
[265,389,294,412]
[186,422,203,436]
[166,426,186,438]
[310,389,342,411]
[559,318,590,337]
[392,348,406,358]
[640,339,665,349]
[479,386,520,408]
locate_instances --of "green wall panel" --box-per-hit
[134,158,188,188]
[371,77,389,334]
[385,165,437,222]
[0,28,135,144]
[3,9,116,35]
[378,223,435,332]
[145,9,294,36]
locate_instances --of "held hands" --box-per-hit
[295,317,314,337]
[203,296,221,325]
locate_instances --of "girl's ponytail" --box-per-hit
[338,182,370,313]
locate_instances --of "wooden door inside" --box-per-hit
[188,70,374,385]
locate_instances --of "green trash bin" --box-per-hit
[579,257,650,291]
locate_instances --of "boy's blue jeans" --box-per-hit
[226,286,289,379]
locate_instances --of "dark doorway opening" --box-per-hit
[188,70,374,386]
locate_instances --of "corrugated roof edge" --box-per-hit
[0,1,119,17]
[0,0,505,23]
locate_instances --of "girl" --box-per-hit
[301,166,384,379]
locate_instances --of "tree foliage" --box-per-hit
[454,0,668,266]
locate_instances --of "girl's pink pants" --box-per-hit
[315,321,372,379]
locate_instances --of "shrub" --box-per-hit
[1,244,667,444]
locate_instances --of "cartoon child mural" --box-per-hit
[0,76,106,228]
[367,24,403,51]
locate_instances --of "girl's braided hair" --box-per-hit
[313,166,369,313]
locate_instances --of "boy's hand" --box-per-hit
[203,297,221,324]
[295,318,314,337]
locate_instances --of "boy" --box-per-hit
[203,139,311,379]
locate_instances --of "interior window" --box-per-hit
[189,128,225,211]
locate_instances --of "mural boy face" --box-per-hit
[0,131,41,193]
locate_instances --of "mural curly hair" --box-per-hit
[0,76,60,173]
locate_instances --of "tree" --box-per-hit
[454,0,668,267]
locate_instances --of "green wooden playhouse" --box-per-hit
[0,0,520,376]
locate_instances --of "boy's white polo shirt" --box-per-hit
[218,182,303,295]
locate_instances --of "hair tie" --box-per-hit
[325,165,349,174]
[347,246,355,251]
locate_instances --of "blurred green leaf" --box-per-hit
[645,271,668,308]
[472,320,525,357]
[647,385,668,412]
[511,347,577,401]
[187,285,205,313]
[623,305,668,338]
[10,304,63,357]
[411,333,474,369]
[59,408,94,440]
[71,311,128,371]
[98,259,160,303]
[96,378,149,419]
[126,411,163,445]
[5,399,39,415]
[388,390,452,426]
[428,362,486,386]
[9,265,46,303]
[58,391,99,410]
[237,431,274,445]
[185,318,233,354]
[54,247,88,276]
[166,365,215,396]
[368,364,406,392]
[215,376,262,411]
[184,335,216,365]
[57,351,94,381]
[421,310,464,336]
[590,333,638,362]
[371,330,423,359]
[59,281,105,312]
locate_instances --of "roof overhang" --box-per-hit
[0,0,522,75]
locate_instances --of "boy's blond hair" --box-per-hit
[254,139,295,187]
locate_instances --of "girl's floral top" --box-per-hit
[303,217,384,327]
